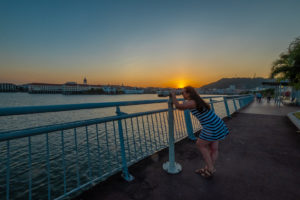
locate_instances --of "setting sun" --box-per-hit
[164,79,200,89]
[177,79,195,88]
[178,81,186,88]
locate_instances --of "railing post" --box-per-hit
[183,109,196,141]
[209,98,215,112]
[116,106,134,181]
[232,97,237,111]
[278,84,281,107]
[223,96,231,118]
[163,96,182,174]
[238,99,242,109]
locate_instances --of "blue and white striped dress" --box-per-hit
[190,108,229,141]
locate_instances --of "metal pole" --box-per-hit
[116,106,134,181]
[209,98,215,112]
[184,109,196,141]
[223,97,231,117]
[233,97,237,111]
[163,96,182,174]
[275,85,279,105]
[278,84,281,107]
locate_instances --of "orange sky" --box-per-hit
[0,59,271,88]
[0,49,273,88]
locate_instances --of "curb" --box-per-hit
[287,111,300,130]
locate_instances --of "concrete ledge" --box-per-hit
[287,111,300,130]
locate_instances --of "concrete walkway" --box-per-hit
[240,98,299,116]
[73,101,300,200]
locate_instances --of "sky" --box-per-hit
[1,0,300,88]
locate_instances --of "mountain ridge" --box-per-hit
[200,77,268,90]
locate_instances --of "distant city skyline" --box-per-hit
[1,0,300,88]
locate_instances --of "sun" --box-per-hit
[177,81,186,89]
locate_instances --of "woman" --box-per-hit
[171,86,229,178]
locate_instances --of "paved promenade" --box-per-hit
[240,98,299,116]
[74,100,300,200]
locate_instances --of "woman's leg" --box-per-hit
[210,141,219,165]
[196,139,214,172]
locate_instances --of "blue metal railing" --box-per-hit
[0,94,254,200]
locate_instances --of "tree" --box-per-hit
[270,36,300,88]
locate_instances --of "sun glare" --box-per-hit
[177,81,186,89]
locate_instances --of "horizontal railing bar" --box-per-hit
[0,108,169,141]
[0,100,169,116]
[219,95,250,99]
[179,95,251,101]
[210,100,224,103]
[0,95,250,117]
[201,96,225,99]
[233,96,252,100]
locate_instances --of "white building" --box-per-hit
[62,78,102,94]
[27,82,104,94]
[62,82,90,94]
[89,85,103,91]
[122,87,144,94]
[0,83,17,92]
[102,86,117,94]
[28,83,62,93]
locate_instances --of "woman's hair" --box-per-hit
[184,86,210,111]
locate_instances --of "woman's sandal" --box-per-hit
[195,168,215,179]
[194,168,206,174]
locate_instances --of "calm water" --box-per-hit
[0,93,170,132]
[0,93,233,200]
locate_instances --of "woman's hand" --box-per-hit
[170,90,176,97]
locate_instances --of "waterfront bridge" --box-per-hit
[2,95,298,200]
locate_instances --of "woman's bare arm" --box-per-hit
[171,92,196,110]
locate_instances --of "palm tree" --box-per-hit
[270,36,300,88]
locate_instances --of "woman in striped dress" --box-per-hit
[171,86,229,178]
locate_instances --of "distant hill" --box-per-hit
[200,78,268,90]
